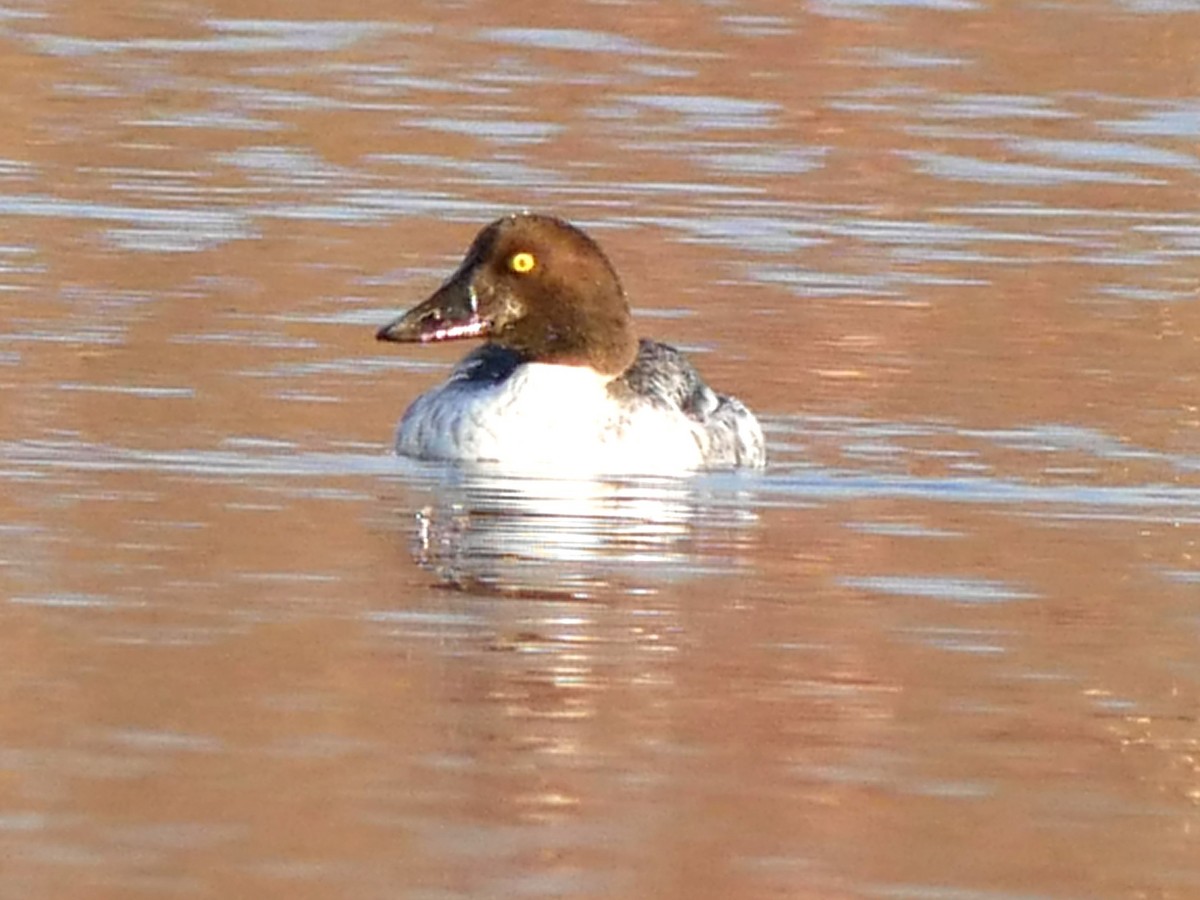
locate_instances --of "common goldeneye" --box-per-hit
[376,213,766,474]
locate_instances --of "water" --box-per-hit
[1,1,1198,897]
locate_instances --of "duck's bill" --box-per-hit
[376,278,490,344]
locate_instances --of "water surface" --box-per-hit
[1,1,1198,897]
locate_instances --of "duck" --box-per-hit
[375,213,766,475]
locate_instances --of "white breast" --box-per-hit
[396,362,708,475]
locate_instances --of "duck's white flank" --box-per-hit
[396,361,712,475]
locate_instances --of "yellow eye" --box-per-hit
[509,251,536,274]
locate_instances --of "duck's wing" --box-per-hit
[616,340,766,468]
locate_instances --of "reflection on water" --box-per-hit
[404,468,760,597]
[1,0,1199,897]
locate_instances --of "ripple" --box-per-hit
[841,576,1037,604]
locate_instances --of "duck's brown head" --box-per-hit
[376,213,639,376]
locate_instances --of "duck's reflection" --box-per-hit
[372,469,773,852]
[406,467,760,598]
